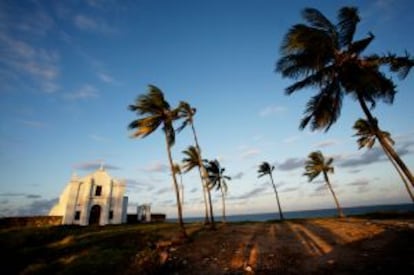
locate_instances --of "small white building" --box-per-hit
[49,166,128,226]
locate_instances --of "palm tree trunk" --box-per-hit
[269,173,284,220]
[206,185,215,229]
[323,172,345,218]
[179,174,184,206]
[383,144,414,202]
[191,122,212,225]
[164,133,187,237]
[197,167,210,224]
[358,95,414,188]
[220,186,226,223]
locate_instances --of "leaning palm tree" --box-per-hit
[128,84,186,237]
[206,159,231,223]
[177,101,214,226]
[276,6,414,187]
[304,151,345,218]
[258,162,284,220]
[353,118,414,202]
[182,145,213,225]
[173,163,185,206]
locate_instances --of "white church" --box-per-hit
[49,166,129,226]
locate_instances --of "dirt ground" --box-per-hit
[157,217,414,274]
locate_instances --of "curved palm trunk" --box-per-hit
[207,184,215,229]
[269,173,284,220]
[164,134,187,238]
[191,121,215,227]
[383,144,414,202]
[179,174,184,206]
[358,95,414,188]
[323,172,345,218]
[197,166,210,224]
[220,186,226,223]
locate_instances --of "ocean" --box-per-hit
[167,203,414,223]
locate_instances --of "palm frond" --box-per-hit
[348,32,374,55]
[302,8,333,30]
[128,116,162,138]
[181,146,200,173]
[304,151,334,181]
[337,6,360,47]
[284,66,333,95]
[300,80,343,131]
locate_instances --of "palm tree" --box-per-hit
[304,151,345,218]
[182,145,213,225]
[276,6,414,188]
[128,84,187,237]
[173,163,185,206]
[177,101,214,226]
[258,162,284,220]
[205,159,231,223]
[353,118,414,202]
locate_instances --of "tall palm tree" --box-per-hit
[128,84,187,237]
[173,163,185,206]
[182,145,213,225]
[258,162,284,220]
[206,159,231,223]
[304,151,345,218]
[276,6,414,187]
[177,101,214,226]
[353,118,414,202]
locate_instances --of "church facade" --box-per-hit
[49,167,128,226]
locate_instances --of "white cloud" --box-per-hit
[97,72,114,83]
[20,120,47,128]
[283,135,300,144]
[73,160,120,171]
[0,32,60,93]
[142,161,169,173]
[73,14,116,34]
[65,84,99,100]
[259,105,286,117]
[89,134,110,142]
[313,139,340,148]
[240,148,260,159]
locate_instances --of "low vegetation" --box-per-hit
[3,213,414,274]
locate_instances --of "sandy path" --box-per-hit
[165,217,414,274]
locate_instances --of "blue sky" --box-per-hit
[1,0,414,218]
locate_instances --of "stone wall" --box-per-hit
[0,216,62,229]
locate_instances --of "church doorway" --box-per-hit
[89,205,101,225]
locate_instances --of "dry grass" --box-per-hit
[2,214,414,274]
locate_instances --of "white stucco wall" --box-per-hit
[49,167,128,226]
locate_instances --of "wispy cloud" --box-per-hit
[0,32,60,93]
[281,186,299,193]
[231,172,244,180]
[339,147,385,168]
[19,120,47,128]
[89,134,110,142]
[348,179,370,186]
[97,72,115,83]
[259,105,286,117]
[313,139,340,148]
[229,186,267,200]
[283,135,300,144]
[240,148,260,159]
[142,161,169,173]
[73,160,120,171]
[64,84,99,100]
[73,14,117,34]
[155,187,171,195]
[277,158,305,171]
